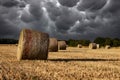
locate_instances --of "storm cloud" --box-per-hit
[58,0,79,7]
[0,0,120,40]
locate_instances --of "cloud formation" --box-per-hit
[58,0,79,7]
[0,0,120,40]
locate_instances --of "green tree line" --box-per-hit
[94,37,120,47]
[66,39,91,47]
[0,37,120,47]
[66,37,120,47]
[0,38,18,44]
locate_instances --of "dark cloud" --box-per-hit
[20,0,49,32]
[0,11,20,38]
[0,0,19,7]
[20,11,35,23]
[0,0,120,40]
[45,2,61,21]
[18,0,26,8]
[58,0,79,7]
[29,0,43,20]
[77,0,107,11]
[45,2,81,33]
[55,6,81,33]
[102,0,120,13]
[0,0,26,8]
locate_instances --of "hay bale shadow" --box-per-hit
[48,58,120,62]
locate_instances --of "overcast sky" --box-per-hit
[0,0,120,40]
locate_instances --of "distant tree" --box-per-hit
[66,37,120,47]
[0,38,18,44]
[66,39,77,47]
[80,40,91,46]
[112,38,120,47]
[104,38,112,46]
[94,37,105,46]
[66,39,91,47]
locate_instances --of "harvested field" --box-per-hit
[1,44,120,80]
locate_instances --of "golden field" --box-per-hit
[0,44,120,80]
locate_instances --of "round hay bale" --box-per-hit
[58,41,66,50]
[15,44,18,46]
[89,43,97,49]
[77,44,82,48]
[49,38,58,52]
[66,45,69,47]
[96,44,100,49]
[105,45,111,49]
[17,29,49,60]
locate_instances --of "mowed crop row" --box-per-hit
[1,45,120,80]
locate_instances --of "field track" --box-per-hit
[1,44,120,80]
